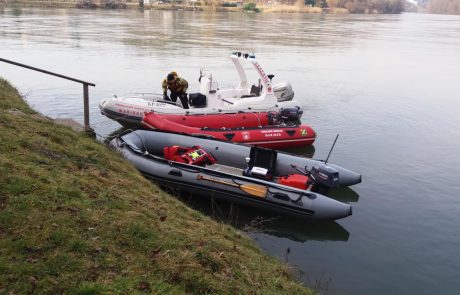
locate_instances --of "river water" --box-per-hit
[2,8,460,294]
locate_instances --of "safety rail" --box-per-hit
[0,57,96,133]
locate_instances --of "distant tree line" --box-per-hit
[310,0,405,13]
[428,0,460,14]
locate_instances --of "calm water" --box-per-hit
[2,8,460,294]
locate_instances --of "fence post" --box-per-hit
[83,84,89,129]
[83,83,95,137]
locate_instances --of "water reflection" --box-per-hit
[283,144,316,158]
[328,187,360,203]
[176,191,350,243]
[3,8,392,53]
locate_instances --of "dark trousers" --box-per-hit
[170,92,189,109]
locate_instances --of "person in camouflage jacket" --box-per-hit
[162,72,189,109]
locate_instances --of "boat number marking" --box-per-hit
[242,131,250,140]
[115,102,150,117]
[300,129,308,136]
[261,129,282,137]
[148,102,167,107]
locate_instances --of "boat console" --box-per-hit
[196,51,295,109]
[243,146,278,181]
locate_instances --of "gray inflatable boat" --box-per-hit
[110,130,362,220]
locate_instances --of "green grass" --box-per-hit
[0,78,313,294]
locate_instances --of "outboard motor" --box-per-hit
[267,108,303,124]
[310,164,339,194]
[273,82,294,102]
[267,111,283,125]
[280,106,303,120]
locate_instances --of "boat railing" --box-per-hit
[0,57,96,134]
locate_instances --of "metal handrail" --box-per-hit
[0,57,96,133]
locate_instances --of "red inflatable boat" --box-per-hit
[143,111,271,128]
[142,112,316,149]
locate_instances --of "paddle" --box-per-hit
[197,175,267,198]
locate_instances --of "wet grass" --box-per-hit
[0,77,312,294]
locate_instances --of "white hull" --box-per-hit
[99,94,303,126]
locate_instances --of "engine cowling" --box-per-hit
[273,82,294,102]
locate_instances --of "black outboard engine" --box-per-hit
[267,111,283,125]
[310,164,339,195]
[267,107,303,125]
[280,106,303,121]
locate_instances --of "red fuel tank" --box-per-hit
[278,174,311,190]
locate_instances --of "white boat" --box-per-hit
[99,52,303,127]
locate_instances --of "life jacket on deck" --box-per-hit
[163,145,217,166]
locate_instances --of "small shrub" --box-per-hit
[243,2,260,12]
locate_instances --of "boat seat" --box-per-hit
[206,163,243,176]
[189,93,207,108]
[240,85,261,98]
[250,85,261,96]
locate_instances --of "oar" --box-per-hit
[197,175,267,198]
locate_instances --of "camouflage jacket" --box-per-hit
[162,76,188,94]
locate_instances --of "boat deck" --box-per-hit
[206,163,244,176]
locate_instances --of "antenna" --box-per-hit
[325,134,339,164]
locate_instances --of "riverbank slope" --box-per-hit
[0,78,312,294]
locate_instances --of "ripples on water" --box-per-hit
[2,8,460,294]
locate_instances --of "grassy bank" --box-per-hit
[0,78,312,294]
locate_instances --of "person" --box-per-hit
[162,72,189,109]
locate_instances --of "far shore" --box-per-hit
[139,3,345,14]
[1,1,352,13]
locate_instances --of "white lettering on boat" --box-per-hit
[253,62,272,93]
[260,129,282,137]
[114,102,150,117]
[261,129,282,133]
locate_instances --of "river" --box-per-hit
[2,8,460,294]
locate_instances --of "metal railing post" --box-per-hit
[83,83,90,131]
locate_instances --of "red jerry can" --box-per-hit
[278,174,311,190]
